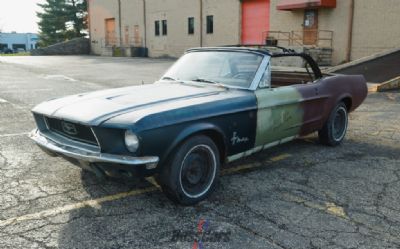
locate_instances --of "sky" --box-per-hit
[0,0,45,33]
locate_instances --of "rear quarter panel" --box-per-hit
[317,74,367,124]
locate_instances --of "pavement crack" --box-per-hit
[210,203,302,249]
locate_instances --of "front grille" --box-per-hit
[45,117,98,146]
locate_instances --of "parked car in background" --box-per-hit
[15,48,26,53]
[30,46,368,205]
[2,48,14,54]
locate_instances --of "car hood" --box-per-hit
[32,82,230,126]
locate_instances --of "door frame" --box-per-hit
[105,18,116,46]
[303,9,318,45]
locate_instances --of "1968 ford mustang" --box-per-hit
[30,46,367,205]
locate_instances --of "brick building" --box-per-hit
[87,0,400,65]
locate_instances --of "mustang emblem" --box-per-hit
[231,132,249,145]
[61,121,78,136]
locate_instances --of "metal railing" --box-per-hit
[263,30,333,48]
[262,31,291,46]
[101,32,143,48]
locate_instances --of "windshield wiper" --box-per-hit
[191,78,228,89]
[191,78,219,84]
[161,76,178,81]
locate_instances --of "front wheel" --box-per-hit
[156,135,220,205]
[319,102,348,146]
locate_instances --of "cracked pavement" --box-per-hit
[0,56,399,249]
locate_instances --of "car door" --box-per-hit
[254,85,304,148]
[254,59,327,147]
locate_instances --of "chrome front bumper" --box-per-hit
[29,129,159,167]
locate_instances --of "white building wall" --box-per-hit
[0,33,38,51]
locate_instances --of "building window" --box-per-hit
[188,17,194,35]
[155,20,160,36]
[206,15,213,34]
[162,20,168,36]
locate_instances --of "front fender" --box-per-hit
[137,108,257,171]
[160,122,227,166]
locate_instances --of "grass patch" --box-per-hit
[0,52,31,56]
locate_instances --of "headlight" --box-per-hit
[124,130,139,152]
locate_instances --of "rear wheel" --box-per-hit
[156,135,220,205]
[319,102,348,146]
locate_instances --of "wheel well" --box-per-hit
[162,129,227,167]
[198,130,226,164]
[341,97,352,111]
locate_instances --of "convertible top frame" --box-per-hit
[186,45,323,91]
[187,45,323,81]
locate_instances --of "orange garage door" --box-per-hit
[241,0,270,45]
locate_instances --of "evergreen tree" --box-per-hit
[37,0,87,47]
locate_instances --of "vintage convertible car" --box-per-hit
[30,46,367,205]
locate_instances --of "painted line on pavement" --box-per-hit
[43,75,77,82]
[0,132,30,138]
[0,97,30,111]
[283,193,348,220]
[0,153,291,227]
[0,186,158,228]
[0,88,52,93]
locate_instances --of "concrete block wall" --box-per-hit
[305,47,333,66]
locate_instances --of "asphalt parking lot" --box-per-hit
[0,56,399,249]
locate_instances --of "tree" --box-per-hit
[66,0,88,37]
[37,0,87,47]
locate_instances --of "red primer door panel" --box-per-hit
[242,0,270,45]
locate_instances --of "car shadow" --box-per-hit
[56,136,400,249]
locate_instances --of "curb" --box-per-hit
[377,76,400,92]
[368,77,400,93]
[368,83,378,93]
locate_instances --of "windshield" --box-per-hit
[161,51,264,88]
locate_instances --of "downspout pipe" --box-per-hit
[118,0,123,47]
[346,0,355,62]
[199,0,203,47]
[143,0,147,49]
